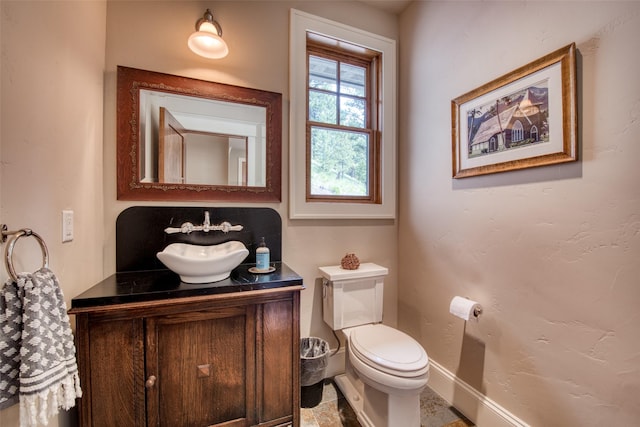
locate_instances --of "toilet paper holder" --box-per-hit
[449,296,483,321]
[466,296,483,318]
[472,304,482,318]
[468,296,482,317]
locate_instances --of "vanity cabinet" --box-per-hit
[70,270,302,427]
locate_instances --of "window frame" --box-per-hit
[289,9,396,219]
[306,42,380,203]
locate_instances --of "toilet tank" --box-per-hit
[319,263,388,330]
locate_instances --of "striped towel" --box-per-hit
[0,268,82,426]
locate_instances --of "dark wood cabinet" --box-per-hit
[71,287,301,427]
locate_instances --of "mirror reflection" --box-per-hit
[140,90,266,187]
[116,66,282,202]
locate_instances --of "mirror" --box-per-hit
[117,66,281,201]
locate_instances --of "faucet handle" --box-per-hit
[181,222,195,234]
[220,222,243,233]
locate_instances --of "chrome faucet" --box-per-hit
[164,211,243,235]
[203,211,211,231]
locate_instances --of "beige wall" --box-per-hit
[7,1,638,426]
[1,1,397,425]
[0,1,107,426]
[398,1,640,426]
[102,0,399,343]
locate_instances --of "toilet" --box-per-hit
[319,263,429,427]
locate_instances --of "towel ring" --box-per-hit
[2,227,49,282]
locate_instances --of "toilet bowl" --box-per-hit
[347,324,429,391]
[319,263,429,427]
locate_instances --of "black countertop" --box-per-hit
[70,262,303,310]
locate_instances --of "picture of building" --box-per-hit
[468,84,549,157]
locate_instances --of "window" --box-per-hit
[307,38,380,202]
[290,9,396,219]
[512,120,524,142]
[489,136,498,152]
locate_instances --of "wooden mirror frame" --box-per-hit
[117,66,282,202]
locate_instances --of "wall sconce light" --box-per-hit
[188,9,229,59]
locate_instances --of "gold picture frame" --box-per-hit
[452,43,577,178]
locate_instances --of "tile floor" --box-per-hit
[301,379,474,427]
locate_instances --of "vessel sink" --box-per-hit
[156,241,249,283]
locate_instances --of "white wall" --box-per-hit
[0,1,106,426]
[398,1,640,426]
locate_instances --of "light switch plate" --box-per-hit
[62,210,73,242]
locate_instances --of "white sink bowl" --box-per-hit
[157,241,249,283]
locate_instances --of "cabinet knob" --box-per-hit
[145,375,157,388]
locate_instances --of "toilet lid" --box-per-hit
[350,324,428,376]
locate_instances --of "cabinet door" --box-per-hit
[145,306,256,427]
[258,296,300,425]
[79,316,145,427]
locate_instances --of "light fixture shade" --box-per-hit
[188,31,228,59]
[188,9,228,59]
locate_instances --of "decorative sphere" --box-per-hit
[341,253,360,270]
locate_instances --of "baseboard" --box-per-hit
[428,359,529,427]
[324,348,528,427]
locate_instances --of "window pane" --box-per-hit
[309,90,337,124]
[340,96,365,128]
[310,127,369,196]
[340,63,365,96]
[309,55,337,91]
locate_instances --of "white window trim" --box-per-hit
[289,9,397,219]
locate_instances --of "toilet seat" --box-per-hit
[349,324,429,378]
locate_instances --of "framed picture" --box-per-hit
[452,43,577,178]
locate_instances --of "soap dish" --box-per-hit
[249,266,276,274]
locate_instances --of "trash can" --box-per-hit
[300,337,330,408]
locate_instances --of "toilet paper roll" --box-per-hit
[449,296,482,321]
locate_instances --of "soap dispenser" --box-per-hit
[256,237,270,271]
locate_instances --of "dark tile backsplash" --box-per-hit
[116,206,282,272]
